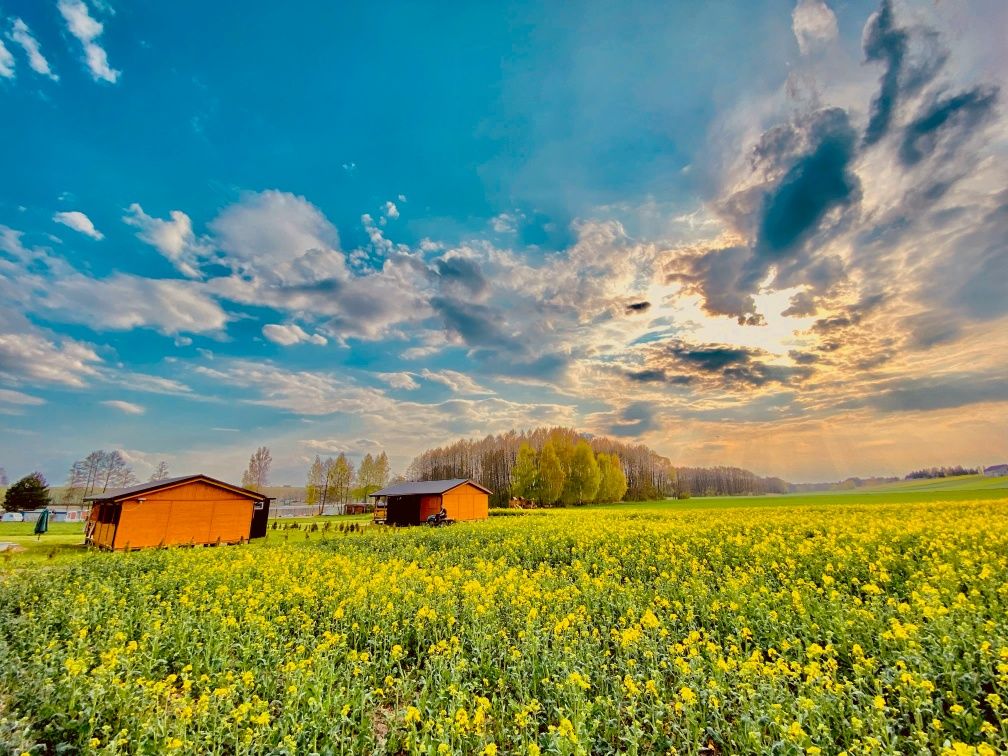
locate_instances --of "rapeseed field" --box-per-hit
[1,498,1006,754]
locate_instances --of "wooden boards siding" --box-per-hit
[109,481,254,550]
[442,482,489,522]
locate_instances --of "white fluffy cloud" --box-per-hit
[261,323,327,346]
[384,201,400,219]
[792,0,838,55]
[0,328,100,387]
[419,368,493,395]
[54,210,103,239]
[210,190,346,284]
[9,18,57,80]
[37,274,229,335]
[0,39,14,78]
[124,203,208,277]
[376,372,420,390]
[102,399,144,415]
[0,388,45,406]
[57,0,119,83]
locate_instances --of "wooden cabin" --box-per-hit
[369,479,490,525]
[83,475,272,550]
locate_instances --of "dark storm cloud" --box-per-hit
[668,109,859,321]
[609,401,660,437]
[434,255,489,296]
[666,245,758,319]
[899,86,999,166]
[670,342,756,372]
[788,350,820,365]
[862,0,949,147]
[862,0,909,146]
[781,291,818,317]
[755,108,861,258]
[626,369,692,384]
[430,296,517,350]
[634,340,815,389]
[625,301,651,314]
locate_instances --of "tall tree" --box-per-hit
[564,439,601,505]
[306,456,324,508]
[537,441,565,505]
[374,452,390,489]
[149,461,170,482]
[597,453,628,503]
[3,472,50,512]
[510,443,538,501]
[241,446,272,492]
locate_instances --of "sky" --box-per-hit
[0,0,1006,486]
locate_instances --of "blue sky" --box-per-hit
[1,0,1005,485]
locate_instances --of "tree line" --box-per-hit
[406,427,675,506]
[673,466,789,497]
[510,437,627,506]
[905,465,979,480]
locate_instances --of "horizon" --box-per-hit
[2,0,1006,487]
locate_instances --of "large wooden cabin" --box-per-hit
[83,475,272,550]
[369,479,490,525]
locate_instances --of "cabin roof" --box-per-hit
[369,478,492,497]
[83,474,272,503]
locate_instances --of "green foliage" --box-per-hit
[537,441,565,505]
[3,472,50,512]
[510,443,538,501]
[596,453,628,503]
[305,456,324,506]
[563,439,601,505]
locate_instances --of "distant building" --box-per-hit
[83,474,272,550]
[984,464,1008,477]
[369,479,490,525]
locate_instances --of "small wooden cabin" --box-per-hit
[83,475,272,550]
[369,479,490,525]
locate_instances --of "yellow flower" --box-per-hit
[404,705,421,725]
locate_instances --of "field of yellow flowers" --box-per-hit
[1,497,1007,754]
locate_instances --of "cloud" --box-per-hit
[209,190,345,283]
[54,210,103,239]
[383,201,399,219]
[376,372,420,390]
[419,368,493,395]
[433,255,488,297]
[0,325,100,388]
[792,0,838,55]
[261,323,327,346]
[9,19,57,80]
[899,86,998,167]
[57,0,119,83]
[102,399,144,415]
[755,108,860,258]
[632,339,816,390]
[625,301,651,314]
[861,0,947,147]
[194,360,389,416]
[0,39,14,78]
[0,388,45,406]
[37,274,229,335]
[124,203,209,277]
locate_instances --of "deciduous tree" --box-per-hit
[3,472,50,512]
